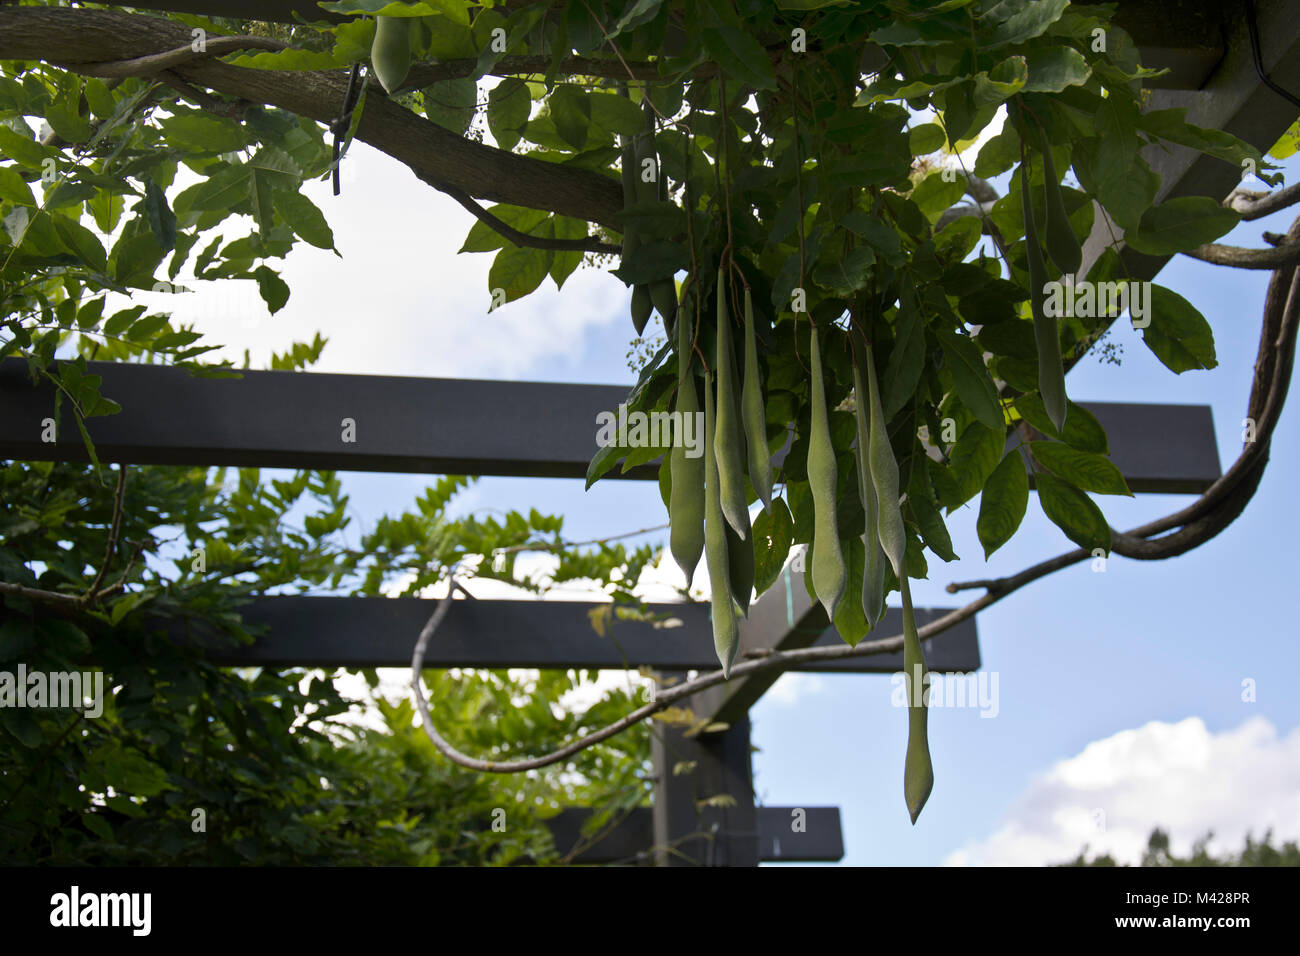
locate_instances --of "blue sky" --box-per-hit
[169,139,1300,866]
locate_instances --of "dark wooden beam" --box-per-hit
[545,805,844,864]
[652,696,759,867]
[0,360,1221,493]
[1076,0,1300,363]
[151,594,980,673]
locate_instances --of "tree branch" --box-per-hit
[0,7,623,229]
[1181,239,1300,270]
[432,179,620,255]
[1224,181,1300,221]
[65,34,286,78]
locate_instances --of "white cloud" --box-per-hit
[944,716,1300,866]
[120,141,628,381]
[764,673,826,708]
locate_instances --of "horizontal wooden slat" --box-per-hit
[159,595,979,673]
[546,806,844,864]
[0,360,1221,492]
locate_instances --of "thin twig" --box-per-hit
[83,465,127,605]
[64,35,286,77]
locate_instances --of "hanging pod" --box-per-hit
[669,311,705,585]
[900,575,934,824]
[725,517,754,617]
[863,338,905,578]
[1040,145,1082,278]
[1021,157,1068,434]
[851,334,887,628]
[703,370,740,676]
[807,324,846,620]
[740,288,773,512]
[714,279,750,539]
[371,16,412,94]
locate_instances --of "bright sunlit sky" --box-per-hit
[136,126,1300,866]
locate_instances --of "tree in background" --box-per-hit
[1062,829,1300,867]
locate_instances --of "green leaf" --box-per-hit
[832,536,869,646]
[613,239,687,285]
[0,165,36,206]
[487,78,530,151]
[182,164,252,213]
[938,330,1004,432]
[588,92,645,138]
[883,292,925,419]
[549,85,591,151]
[50,214,108,272]
[972,56,1028,108]
[931,420,1004,512]
[986,0,1069,46]
[1029,442,1132,496]
[908,461,957,562]
[247,146,302,186]
[700,22,777,91]
[1141,284,1218,373]
[159,112,249,153]
[46,93,93,143]
[1013,395,1108,453]
[111,234,166,287]
[489,243,551,303]
[143,179,177,253]
[977,450,1029,558]
[1022,46,1091,92]
[1035,472,1111,554]
[0,126,50,168]
[908,123,947,155]
[752,497,794,597]
[1126,197,1239,256]
[548,216,587,290]
[254,265,290,314]
[273,190,334,249]
[460,204,549,253]
[812,245,874,296]
[422,78,477,135]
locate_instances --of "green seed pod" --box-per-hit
[649,278,678,325]
[632,104,658,207]
[725,515,754,617]
[1040,145,1082,278]
[714,279,750,540]
[851,338,886,628]
[864,338,905,578]
[900,574,933,825]
[620,137,641,263]
[371,16,412,95]
[1021,159,1068,434]
[703,370,739,676]
[740,288,773,513]
[669,312,705,585]
[630,284,653,335]
[807,324,846,620]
